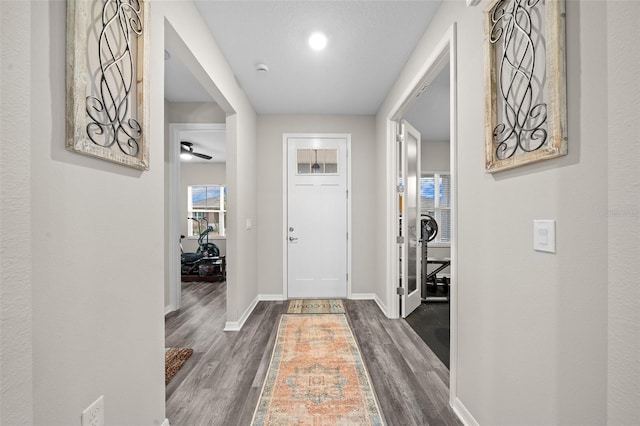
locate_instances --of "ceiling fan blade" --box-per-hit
[192,152,212,160]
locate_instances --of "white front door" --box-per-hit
[287,136,348,298]
[400,121,422,317]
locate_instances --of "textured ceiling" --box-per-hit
[167,1,441,114]
[165,1,451,158]
[403,63,451,141]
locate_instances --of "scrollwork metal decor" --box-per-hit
[484,0,567,173]
[66,0,148,170]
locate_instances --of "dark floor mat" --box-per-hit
[405,302,450,368]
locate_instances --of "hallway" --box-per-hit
[165,282,460,425]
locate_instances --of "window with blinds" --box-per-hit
[420,173,451,244]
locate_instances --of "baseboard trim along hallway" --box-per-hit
[224,295,259,331]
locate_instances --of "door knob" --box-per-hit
[289,236,298,241]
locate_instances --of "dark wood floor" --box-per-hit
[405,302,451,368]
[165,281,461,426]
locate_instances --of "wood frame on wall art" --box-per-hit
[484,0,567,173]
[66,0,149,171]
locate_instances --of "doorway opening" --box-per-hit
[168,122,226,312]
[164,18,237,317]
[402,62,452,368]
[386,23,458,404]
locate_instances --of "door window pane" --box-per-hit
[296,148,339,174]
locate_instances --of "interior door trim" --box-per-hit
[282,133,352,300]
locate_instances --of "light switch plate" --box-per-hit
[533,220,556,253]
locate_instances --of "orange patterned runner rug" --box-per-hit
[251,314,384,425]
[287,299,345,314]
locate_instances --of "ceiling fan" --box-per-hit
[180,141,212,160]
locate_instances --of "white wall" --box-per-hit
[180,162,227,255]
[0,0,258,423]
[0,1,34,423]
[422,139,450,172]
[256,115,376,298]
[168,102,226,123]
[17,1,167,424]
[376,0,638,424]
[606,1,640,424]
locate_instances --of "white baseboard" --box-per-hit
[259,294,286,301]
[161,418,170,426]
[349,293,388,316]
[164,304,177,315]
[349,293,376,300]
[221,292,389,331]
[224,295,259,331]
[373,294,388,317]
[223,294,286,331]
[451,397,479,426]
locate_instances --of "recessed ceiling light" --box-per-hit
[308,32,327,51]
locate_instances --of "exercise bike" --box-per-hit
[421,214,450,302]
[180,218,225,280]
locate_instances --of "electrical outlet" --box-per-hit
[81,396,104,426]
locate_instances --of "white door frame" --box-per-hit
[167,122,226,313]
[385,24,459,408]
[282,133,352,300]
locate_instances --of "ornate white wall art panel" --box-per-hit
[484,0,567,173]
[66,0,148,170]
